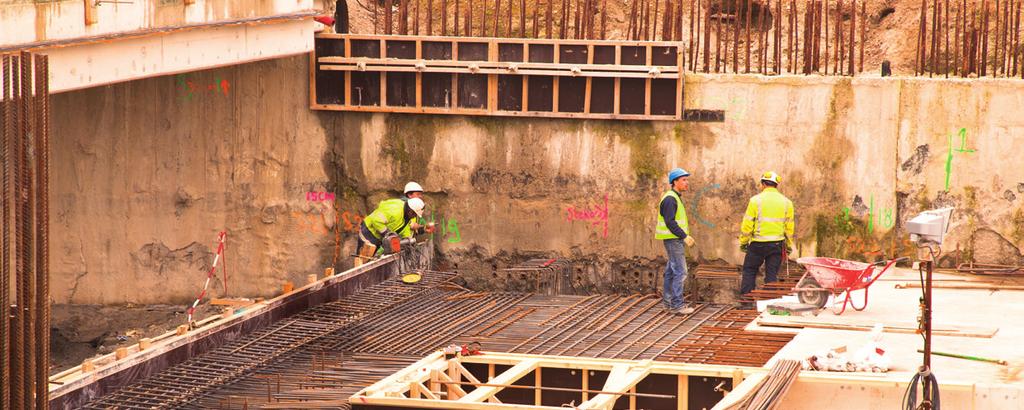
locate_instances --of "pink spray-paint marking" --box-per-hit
[566,194,610,238]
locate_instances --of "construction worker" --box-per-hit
[655,167,697,315]
[738,171,796,295]
[355,197,426,266]
[402,181,435,234]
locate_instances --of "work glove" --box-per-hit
[684,236,695,247]
[424,222,437,233]
[740,244,749,253]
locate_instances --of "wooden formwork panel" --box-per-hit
[311,34,696,121]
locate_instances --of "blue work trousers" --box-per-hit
[662,238,688,310]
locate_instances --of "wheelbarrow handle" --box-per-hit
[872,256,910,266]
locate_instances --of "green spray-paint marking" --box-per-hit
[944,128,975,191]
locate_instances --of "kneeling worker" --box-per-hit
[738,171,795,295]
[355,197,426,266]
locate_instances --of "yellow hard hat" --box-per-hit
[760,171,781,185]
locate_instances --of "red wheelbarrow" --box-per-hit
[794,257,909,314]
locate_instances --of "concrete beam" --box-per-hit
[24,16,315,93]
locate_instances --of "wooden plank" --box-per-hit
[534,367,542,405]
[577,363,652,409]
[757,316,999,338]
[344,37,352,106]
[584,44,594,114]
[320,64,682,78]
[457,359,540,403]
[675,44,683,119]
[318,56,682,72]
[489,40,499,113]
[416,39,423,108]
[311,103,685,120]
[522,43,530,111]
[317,32,693,47]
[644,45,652,116]
[452,40,459,108]
[582,368,589,402]
[210,298,255,307]
[552,43,560,113]
[614,45,621,114]
[380,38,387,106]
[677,374,688,410]
[308,51,318,108]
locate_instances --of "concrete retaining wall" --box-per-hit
[49,55,1024,303]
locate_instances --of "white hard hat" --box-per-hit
[760,171,781,185]
[404,181,423,195]
[407,197,425,217]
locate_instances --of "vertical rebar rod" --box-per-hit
[441,0,448,35]
[34,54,50,409]
[734,0,740,72]
[521,0,527,37]
[427,0,434,35]
[535,0,542,37]
[825,0,831,74]
[954,0,960,75]
[9,54,25,410]
[945,0,950,76]
[600,0,608,38]
[860,0,865,73]
[1,53,13,410]
[757,0,765,72]
[507,0,514,37]
[745,0,752,72]
[547,0,553,38]
[816,0,823,72]
[921,0,929,73]
[688,0,696,68]
[849,0,856,74]
[978,0,987,75]
[786,0,791,73]
[20,50,37,409]
[399,0,408,34]
[707,0,714,71]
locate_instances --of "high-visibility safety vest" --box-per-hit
[655,190,690,240]
[364,199,414,239]
[739,187,795,245]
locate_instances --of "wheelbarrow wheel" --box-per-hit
[797,277,829,309]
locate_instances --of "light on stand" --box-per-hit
[904,207,953,410]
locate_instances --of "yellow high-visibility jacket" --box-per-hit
[739,187,795,248]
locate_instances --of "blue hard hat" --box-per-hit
[667,168,690,184]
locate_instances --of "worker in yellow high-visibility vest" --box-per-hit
[655,168,697,315]
[738,171,795,295]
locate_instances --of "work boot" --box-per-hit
[673,306,696,315]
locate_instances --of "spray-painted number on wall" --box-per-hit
[177,74,230,101]
[835,194,895,233]
[566,194,609,238]
[944,128,976,191]
[423,212,462,243]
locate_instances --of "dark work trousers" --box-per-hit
[740,241,785,295]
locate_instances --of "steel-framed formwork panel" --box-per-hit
[310,34,689,121]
